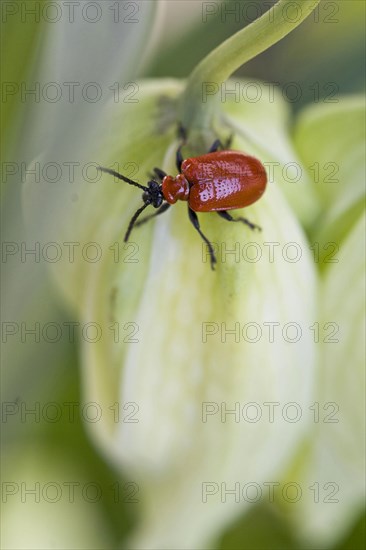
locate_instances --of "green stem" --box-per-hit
[180,0,321,131]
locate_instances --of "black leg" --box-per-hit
[208,134,233,153]
[134,202,171,228]
[208,139,223,153]
[177,123,187,142]
[176,144,184,172]
[188,207,217,270]
[217,210,261,231]
[147,168,167,181]
[153,167,167,181]
[224,133,233,149]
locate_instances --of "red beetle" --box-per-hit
[99,139,267,269]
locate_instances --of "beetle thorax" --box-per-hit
[162,174,190,204]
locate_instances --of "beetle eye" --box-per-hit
[142,191,150,202]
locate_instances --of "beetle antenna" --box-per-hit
[98,166,148,191]
[124,202,150,242]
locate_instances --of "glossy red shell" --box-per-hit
[181,151,267,212]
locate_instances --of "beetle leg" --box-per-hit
[224,134,234,149]
[208,139,223,153]
[152,167,167,182]
[208,134,233,153]
[217,210,261,231]
[134,202,171,228]
[176,145,184,172]
[188,207,217,270]
[177,123,187,142]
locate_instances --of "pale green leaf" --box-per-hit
[54,80,319,549]
[293,96,365,248]
[282,214,365,547]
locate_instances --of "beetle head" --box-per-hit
[142,180,164,208]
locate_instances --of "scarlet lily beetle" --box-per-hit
[98,138,267,269]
